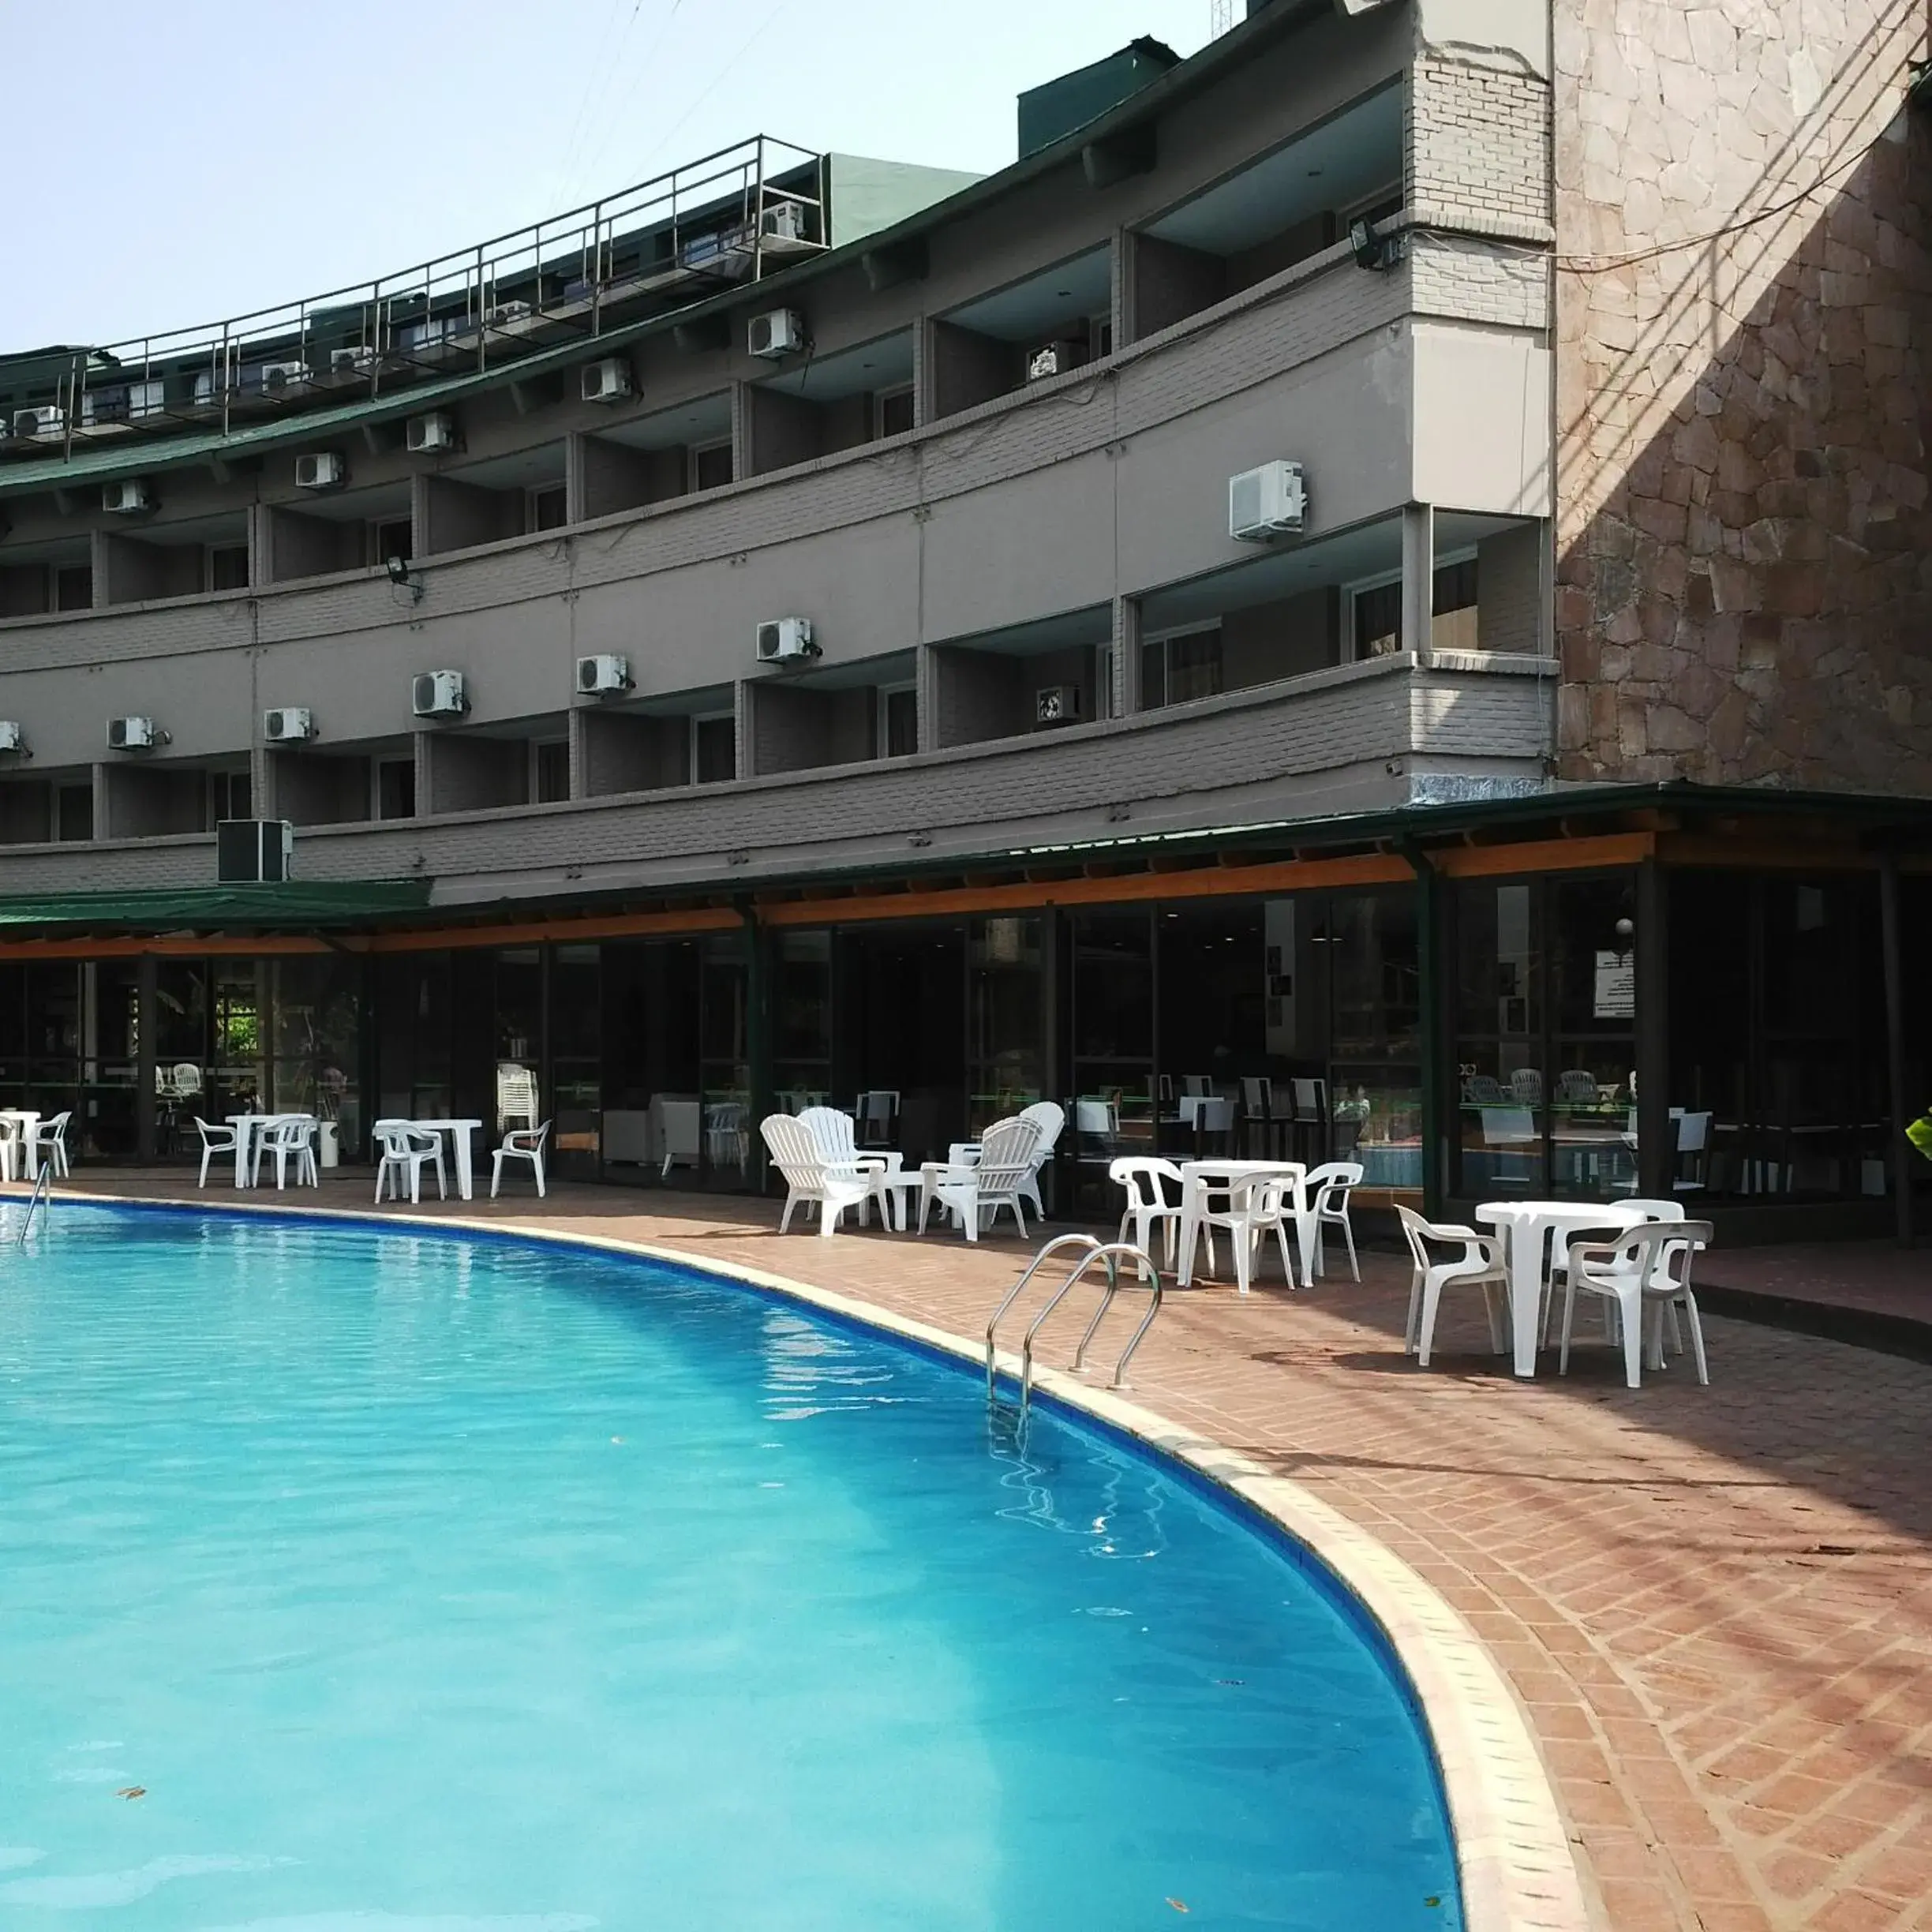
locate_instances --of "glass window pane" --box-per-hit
[968,915,1043,1133]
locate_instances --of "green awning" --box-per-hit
[0,879,431,933]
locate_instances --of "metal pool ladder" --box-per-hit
[984,1232,1163,1416]
[16,1163,52,1245]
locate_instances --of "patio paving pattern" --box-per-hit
[35,1173,1932,1931]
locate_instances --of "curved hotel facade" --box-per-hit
[1,0,1927,1237]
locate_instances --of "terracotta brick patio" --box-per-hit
[40,1174,1932,1931]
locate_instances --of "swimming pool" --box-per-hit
[0,1203,1460,1930]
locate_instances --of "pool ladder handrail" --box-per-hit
[984,1233,1163,1413]
[16,1163,51,1245]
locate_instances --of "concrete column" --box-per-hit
[1400,503,1434,657]
[1111,593,1141,717]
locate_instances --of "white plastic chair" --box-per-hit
[28,1111,72,1179]
[1180,1167,1301,1295]
[918,1115,1041,1242]
[855,1090,899,1148]
[375,1124,446,1204]
[762,1113,878,1237]
[706,1101,748,1174]
[1396,1206,1509,1368]
[193,1115,238,1189]
[1561,1219,1715,1388]
[1181,1073,1213,1098]
[496,1063,539,1132]
[173,1061,204,1098]
[0,1117,21,1183]
[1556,1069,1599,1104]
[1110,1155,1184,1279]
[796,1106,892,1227]
[1304,1160,1365,1282]
[1510,1067,1544,1104]
[491,1121,550,1198]
[256,1117,319,1190]
[1015,1099,1065,1215]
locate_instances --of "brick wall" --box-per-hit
[1554,0,1932,791]
[1408,57,1552,235]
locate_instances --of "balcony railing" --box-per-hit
[0,136,825,461]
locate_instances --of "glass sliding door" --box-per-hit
[80,960,141,1161]
[968,915,1045,1136]
[699,933,750,1185]
[773,931,833,1114]
[1328,889,1421,1189]
[1068,911,1154,1209]
[549,944,601,1178]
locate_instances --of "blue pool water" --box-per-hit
[0,1204,1459,1930]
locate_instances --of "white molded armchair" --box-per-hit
[492,1121,551,1199]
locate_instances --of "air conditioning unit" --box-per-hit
[107,715,163,751]
[406,412,457,454]
[411,668,468,718]
[263,706,316,743]
[575,653,631,695]
[485,299,534,327]
[294,451,345,492]
[216,818,295,885]
[581,357,634,403]
[747,309,807,359]
[754,616,817,665]
[760,200,809,242]
[12,405,64,439]
[257,359,310,393]
[1035,685,1081,726]
[1026,339,1084,383]
[0,721,25,754]
[103,478,152,515]
[1229,460,1308,541]
[331,346,378,376]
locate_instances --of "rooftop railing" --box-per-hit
[0,136,825,462]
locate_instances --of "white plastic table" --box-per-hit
[227,1114,313,1189]
[0,1110,41,1182]
[376,1118,484,1201]
[1175,1159,1308,1286]
[1475,1199,1649,1376]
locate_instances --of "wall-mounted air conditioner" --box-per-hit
[256,359,310,393]
[575,653,631,695]
[1026,340,1084,383]
[1228,460,1307,541]
[1035,685,1080,726]
[760,200,810,242]
[411,669,468,718]
[263,706,316,743]
[107,716,164,751]
[294,451,345,491]
[406,412,456,454]
[12,406,64,439]
[216,818,295,885]
[103,478,152,515]
[755,617,817,665]
[748,309,807,359]
[581,357,634,403]
[0,722,26,755]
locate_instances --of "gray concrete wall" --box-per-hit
[99,536,200,605]
[579,709,691,795]
[270,749,373,826]
[1477,523,1542,655]
[101,762,204,839]
[423,732,528,814]
[0,653,1552,899]
[1222,588,1339,687]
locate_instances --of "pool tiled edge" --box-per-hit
[77,1191,1592,1932]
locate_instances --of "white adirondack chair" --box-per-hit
[762,1113,878,1237]
[917,1115,1042,1242]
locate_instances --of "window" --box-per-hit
[692,713,736,784]
[1349,556,1479,659]
[692,441,733,491]
[208,545,250,592]
[527,485,567,534]
[534,738,571,803]
[875,387,915,438]
[56,784,92,843]
[376,758,416,820]
[54,564,92,611]
[1139,627,1222,710]
[208,769,251,825]
[880,685,918,758]
[373,518,412,568]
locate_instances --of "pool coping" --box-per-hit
[53,1191,1592,1932]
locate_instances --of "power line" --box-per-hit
[1554,68,1914,275]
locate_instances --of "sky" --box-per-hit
[0,0,1215,352]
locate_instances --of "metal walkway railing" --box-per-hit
[985,1233,1164,1417]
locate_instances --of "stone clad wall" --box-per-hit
[1553,0,1932,790]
